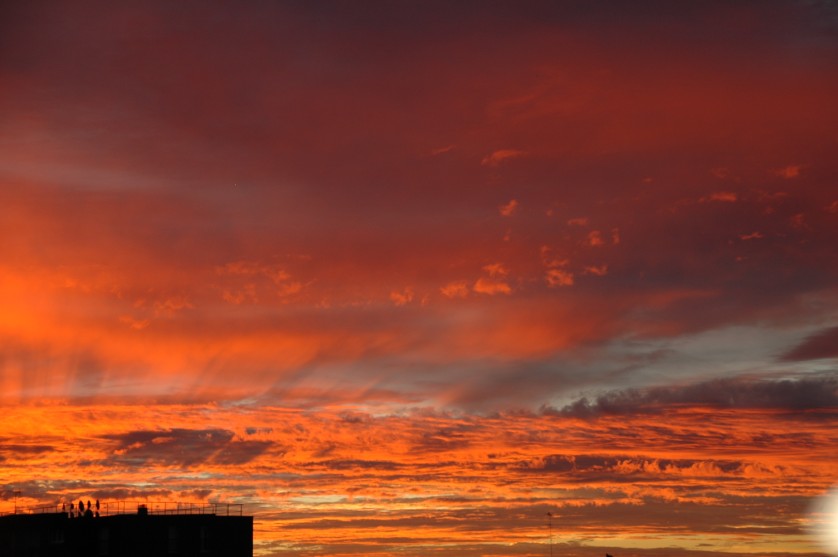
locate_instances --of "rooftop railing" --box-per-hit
[1,501,244,517]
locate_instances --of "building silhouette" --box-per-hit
[0,502,252,557]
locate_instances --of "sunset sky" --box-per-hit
[1,1,837,555]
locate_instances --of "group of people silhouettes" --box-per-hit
[62,499,100,518]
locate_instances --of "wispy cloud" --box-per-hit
[440,281,469,298]
[775,164,803,179]
[481,149,526,167]
[473,277,512,295]
[499,199,519,216]
[545,268,574,287]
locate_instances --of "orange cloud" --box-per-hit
[586,230,604,247]
[389,288,414,306]
[584,265,608,276]
[775,164,803,178]
[499,199,519,216]
[0,390,834,556]
[429,144,455,156]
[703,191,738,202]
[739,231,764,240]
[481,149,526,166]
[473,277,512,295]
[546,268,574,287]
[482,263,508,277]
[440,281,469,298]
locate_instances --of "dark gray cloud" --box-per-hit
[412,427,474,453]
[1,480,212,508]
[0,443,55,459]
[0,480,163,505]
[101,428,271,467]
[311,459,404,471]
[550,374,838,417]
[89,487,173,501]
[518,454,763,482]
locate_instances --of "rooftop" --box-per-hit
[0,501,244,518]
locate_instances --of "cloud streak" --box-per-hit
[0,399,834,556]
[553,375,838,417]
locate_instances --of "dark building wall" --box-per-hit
[0,514,68,557]
[0,513,253,557]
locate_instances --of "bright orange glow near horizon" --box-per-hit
[1,1,837,556]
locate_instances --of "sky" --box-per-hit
[0,0,837,555]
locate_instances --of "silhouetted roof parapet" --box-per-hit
[0,504,253,557]
[1,501,244,518]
